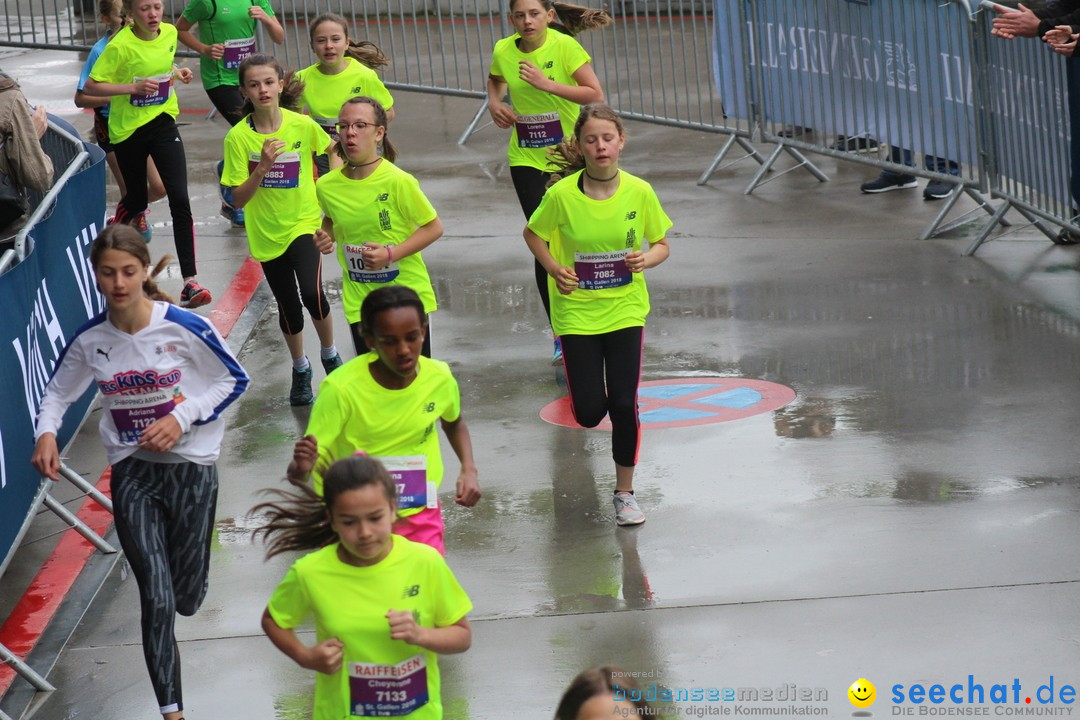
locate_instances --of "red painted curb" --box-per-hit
[0,258,262,697]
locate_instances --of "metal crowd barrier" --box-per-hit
[0,0,1076,249]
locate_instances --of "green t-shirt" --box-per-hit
[306,354,461,518]
[527,170,673,335]
[316,162,439,323]
[268,538,472,720]
[488,30,591,171]
[222,108,331,261]
[89,23,181,144]
[181,0,276,89]
[297,58,395,134]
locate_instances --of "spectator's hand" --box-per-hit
[1053,37,1078,55]
[1043,25,1073,45]
[31,105,47,139]
[991,3,1040,39]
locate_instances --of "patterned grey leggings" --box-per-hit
[111,456,218,715]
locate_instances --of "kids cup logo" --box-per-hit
[849,679,876,714]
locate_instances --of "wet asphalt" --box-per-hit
[2,45,1080,720]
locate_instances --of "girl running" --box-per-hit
[486,0,608,363]
[257,454,473,720]
[221,53,342,406]
[523,104,671,526]
[314,96,443,357]
[176,0,284,227]
[85,0,211,308]
[74,0,166,242]
[297,13,394,176]
[31,225,249,720]
[287,286,481,555]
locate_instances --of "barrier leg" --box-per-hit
[1012,205,1060,242]
[58,464,113,514]
[744,144,784,195]
[457,99,491,146]
[40,495,116,554]
[206,107,218,122]
[967,188,1013,227]
[782,146,829,183]
[0,642,55,693]
[918,185,966,241]
[965,199,1012,256]
[697,135,767,186]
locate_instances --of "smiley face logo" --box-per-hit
[848,678,876,709]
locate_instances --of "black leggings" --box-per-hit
[111,456,218,714]
[113,114,196,278]
[260,234,331,336]
[561,326,644,468]
[205,84,245,126]
[350,320,432,358]
[510,165,553,325]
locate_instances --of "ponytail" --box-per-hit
[144,255,175,304]
[550,1,611,36]
[346,39,390,70]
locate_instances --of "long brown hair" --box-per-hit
[237,54,305,116]
[90,224,174,303]
[309,14,390,70]
[554,666,654,720]
[546,103,625,187]
[335,96,398,164]
[252,455,397,559]
[509,0,611,36]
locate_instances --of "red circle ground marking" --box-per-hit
[540,377,797,430]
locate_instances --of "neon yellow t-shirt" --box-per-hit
[297,58,395,135]
[488,31,591,171]
[89,23,181,144]
[527,170,673,336]
[306,354,461,518]
[267,537,472,720]
[315,162,439,324]
[222,109,331,261]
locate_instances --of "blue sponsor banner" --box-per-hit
[714,0,979,165]
[0,142,106,576]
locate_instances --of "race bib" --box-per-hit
[109,388,183,444]
[223,36,256,69]
[249,151,301,189]
[349,655,429,717]
[515,111,562,148]
[312,114,338,141]
[574,249,632,290]
[130,74,172,107]
[379,455,434,511]
[344,244,400,284]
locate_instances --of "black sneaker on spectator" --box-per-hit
[861,172,918,193]
[923,179,957,200]
[833,135,879,153]
[778,125,812,139]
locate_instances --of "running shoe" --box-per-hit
[179,281,212,309]
[133,211,152,243]
[231,206,245,229]
[289,366,314,406]
[551,337,563,366]
[613,491,646,526]
[321,352,343,376]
